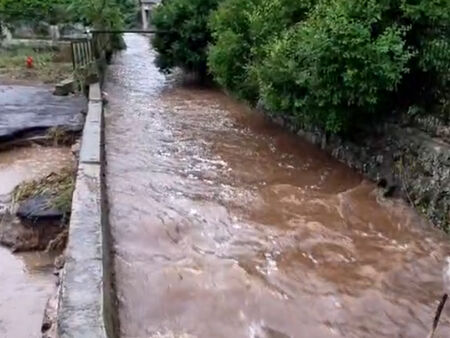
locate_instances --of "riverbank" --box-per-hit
[268,113,450,232]
[105,33,450,338]
[56,82,118,338]
[149,0,450,235]
[0,145,73,337]
[0,74,85,336]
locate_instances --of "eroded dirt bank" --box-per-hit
[0,145,72,337]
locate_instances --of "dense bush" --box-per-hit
[256,0,450,132]
[0,0,135,28]
[66,0,128,51]
[152,0,220,74]
[68,0,124,29]
[208,0,316,102]
[401,0,450,75]
[116,0,139,28]
[0,0,133,52]
[258,0,413,132]
[0,0,72,24]
[208,0,260,101]
[399,0,450,112]
[152,0,450,133]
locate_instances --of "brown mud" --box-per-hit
[0,145,72,337]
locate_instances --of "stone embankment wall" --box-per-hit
[1,22,86,49]
[57,83,118,337]
[272,114,450,232]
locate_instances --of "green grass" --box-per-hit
[0,48,52,67]
[0,47,73,83]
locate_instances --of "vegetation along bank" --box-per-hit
[151,0,450,231]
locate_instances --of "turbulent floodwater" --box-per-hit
[0,145,72,338]
[0,248,56,338]
[105,34,450,338]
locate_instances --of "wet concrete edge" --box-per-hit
[57,82,118,338]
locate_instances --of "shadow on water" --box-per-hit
[105,34,450,338]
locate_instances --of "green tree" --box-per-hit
[208,0,316,102]
[208,0,261,100]
[115,0,139,28]
[151,0,449,133]
[67,0,127,51]
[68,0,124,28]
[399,0,450,112]
[258,0,413,133]
[151,0,221,75]
[0,0,135,27]
[0,0,72,23]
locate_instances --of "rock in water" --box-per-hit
[53,78,75,96]
[16,195,63,222]
[0,195,68,251]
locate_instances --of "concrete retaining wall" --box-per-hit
[1,23,85,49]
[1,22,86,41]
[57,83,118,337]
[271,114,450,231]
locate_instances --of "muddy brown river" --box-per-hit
[105,34,450,338]
[0,145,71,338]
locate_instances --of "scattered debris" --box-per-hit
[46,229,69,253]
[13,166,76,221]
[46,127,77,146]
[53,77,75,96]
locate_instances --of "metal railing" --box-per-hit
[71,38,95,71]
[70,30,159,71]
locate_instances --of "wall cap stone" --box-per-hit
[58,82,110,337]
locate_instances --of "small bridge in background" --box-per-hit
[140,0,161,29]
[70,29,157,71]
[68,0,162,70]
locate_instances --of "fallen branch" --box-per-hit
[427,294,448,338]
